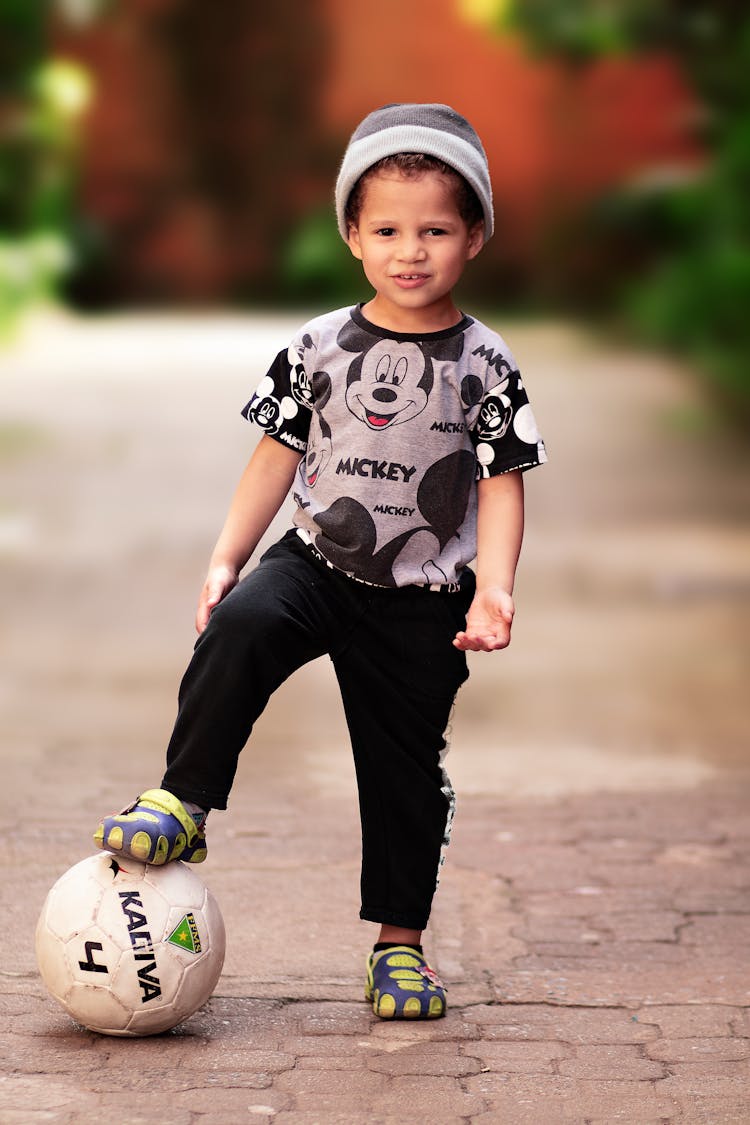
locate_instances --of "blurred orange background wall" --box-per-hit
[53,0,702,304]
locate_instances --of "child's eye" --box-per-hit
[376,227,395,237]
[426,228,447,236]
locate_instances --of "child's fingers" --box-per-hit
[453,627,511,652]
[195,600,211,634]
[195,583,223,633]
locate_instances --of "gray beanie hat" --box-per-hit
[335,102,494,244]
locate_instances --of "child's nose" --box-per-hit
[397,236,426,261]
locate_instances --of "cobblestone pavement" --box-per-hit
[1,312,748,1123]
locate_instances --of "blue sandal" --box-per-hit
[365,946,447,1019]
[93,788,207,865]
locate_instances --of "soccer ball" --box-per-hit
[35,853,225,1036]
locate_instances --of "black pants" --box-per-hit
[162,530,473,930]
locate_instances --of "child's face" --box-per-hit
[346,168,484,331]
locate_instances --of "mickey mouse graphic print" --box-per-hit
[243,305,547,589]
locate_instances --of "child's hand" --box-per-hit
[195,565,239,633]
[453,587,515,652]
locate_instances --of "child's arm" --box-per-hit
[453,470,524,652]
[195,434,302,633]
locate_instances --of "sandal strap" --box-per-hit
[132,789,199,845]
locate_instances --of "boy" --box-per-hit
[94,103,547,1020]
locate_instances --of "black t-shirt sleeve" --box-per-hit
[242,348,312,453]
[468,366,547,477]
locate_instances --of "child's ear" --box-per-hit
[466,222,484,260]
[346,225,363,260]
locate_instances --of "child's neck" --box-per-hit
[361,295,463,335]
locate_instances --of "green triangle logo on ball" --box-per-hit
[167,912,202,954]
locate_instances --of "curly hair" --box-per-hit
[344,153,484,234]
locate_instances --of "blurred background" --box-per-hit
[1,0,749,411]
[0,0,748,816]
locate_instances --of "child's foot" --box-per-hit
[93,788,208,865]
[365,946,446,1019]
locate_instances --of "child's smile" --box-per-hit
[346,169,483,333]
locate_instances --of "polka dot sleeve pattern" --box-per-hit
[242,343,313,454]
[467,362,547,479]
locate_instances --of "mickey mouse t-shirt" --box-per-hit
[243,304,546,589]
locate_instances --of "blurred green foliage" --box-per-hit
[279,208,364,306]
[0,0,95,336]
[499,0,750,415]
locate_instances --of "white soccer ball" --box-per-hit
[35,853,225,1036]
